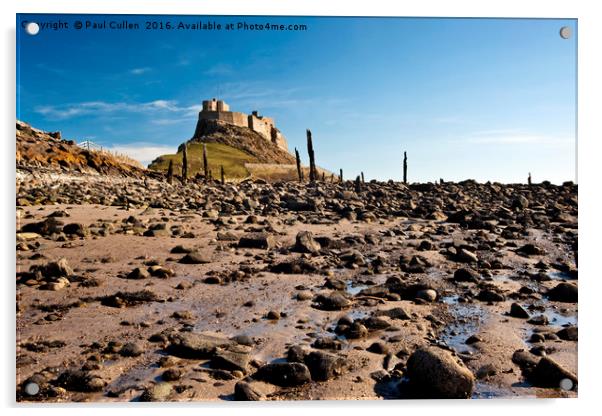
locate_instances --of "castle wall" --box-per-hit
[248,115,273,143]
[196,99,289,152]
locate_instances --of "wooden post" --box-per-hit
[528,172,532,186]
[403,151,408,184]
[203,143,209,179]
[339,168,343,182]
[221,165,225,184]
[355,175,361,193]
[182,144,188,183]
[167,159,174,184]
[361,172,365,183]
[307,129,316,182]
[295,147,303,182]
[321,172,325,182]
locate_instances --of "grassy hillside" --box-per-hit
[148,142,259,179]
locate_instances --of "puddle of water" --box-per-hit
[346,281,369,296]
[546,309,577,327]
[548,271,577,281]
[439,300,486,354]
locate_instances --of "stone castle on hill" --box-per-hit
[193,98,288,151]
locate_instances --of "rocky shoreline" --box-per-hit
[16,169,578,401]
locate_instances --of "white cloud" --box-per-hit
[130,67,151,75]
[105,143,177,167]
[34,100,202,120]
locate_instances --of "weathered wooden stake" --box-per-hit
[528,172,532,186]
[361,172,365,183]
[221,165,225,184]
[355,175,361,192]
[321,172,325,182]
[307,129,317,182]
[209,169,213,180]
[167,159,174,184]
[295,147,303,182]
[339,168,343,182]
[203,143,209,178]
[182,144,188,183]
[403,151,408,184]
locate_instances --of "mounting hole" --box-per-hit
[559,26,571,39]
[559,378,574,391]
[25,22,40,36]
[24,382,40,396]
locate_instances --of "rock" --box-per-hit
[367,341,389,355]
[270,258,318,274]
[465,335,482,345]
[266,310,281,320]
[547,282,578,303]
[211,349,251,373]
[557,326,578,341]
[170,245,192,254]
[63,223,89,237]
[509,303,530,319]
[313,291,352,310]
[167,332,235,358]
[139,383,173,402]
[34,257,73,278]
[477,289,506,302]
[511,349,539,369]
[126,267,150,280]
[374,307,410,320]
[119,342,144,357]
[406,347,475,399]
[234,381,263,401]
[453,268,480,283]
[529,356,577,389]
[294,231,321,254]
[55,369,106,392]
[231,335,255,346]
[161,368,182,381]
[304,351,346,381]
[296,290,313,301]
[476,364,497,380]
[456,248,478,263]
[254,362,311,387]
[238,233,275,249]
[345,321,368,339]
[148,265,174,278]
[527,314,549,326]
[517,243,545,256]
[287,345,307,363]
[512,195,529,209]
[178,251,212,264]
[416,289,437,302]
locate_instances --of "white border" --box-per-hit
[2,1,601,415]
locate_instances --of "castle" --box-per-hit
[193,98,288,151]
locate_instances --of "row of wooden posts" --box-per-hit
[166,130,410,186]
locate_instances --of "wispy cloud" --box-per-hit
[129,67,152,75]
[203,63,234,76]
[35,100,201,120]
[106,143,177,167]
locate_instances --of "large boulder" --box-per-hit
[294,231,321,254]
[406,347,475,398]
[547,282,578,303]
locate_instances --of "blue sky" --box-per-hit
[17,15,577,183]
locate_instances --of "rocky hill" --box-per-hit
[148,119,300,181]
[16,121,146,177]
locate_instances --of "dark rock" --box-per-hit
[238,233,275,249]
[211,349,251,373]
[345,321,368,339]
[547,283,578,303]
[55,369,106,392]
[529,356,577,389]
[167,332,235,358]
[509,303,530,319]
[294,231,321,254]
[557,326,578,341]
[313,291,352,310]
[304,351,346,381]
[406,347,475,399]
[234,381,263,401]
[119,342,144,357]
[126,267,150,280]
[517,243,545,256]
[374,307,410,320]
[367,341,389,354]
[527,314,549,326]
[453,268,480,283]
[254,362,311,387]
[287,345,307,363]
[63,223,89,237]
[161,368,182,381]
[139,383,173,402]
[178,252,212,264]
[477,289,506,302]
